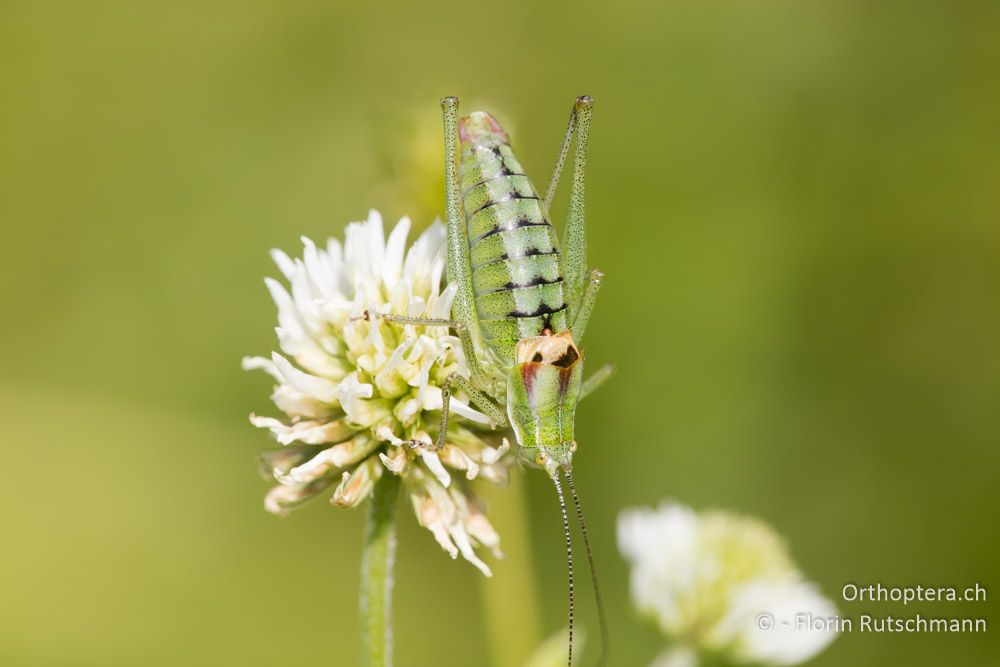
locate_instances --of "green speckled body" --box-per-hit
[459,121,569,365]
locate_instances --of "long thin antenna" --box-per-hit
[564,465,609,667]
[551,473,575,667]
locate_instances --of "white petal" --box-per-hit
[337,372,374,421]
[429,253,445,295]
[265,277,343,378]
[271,352,339,404]
[403,220,445,295]
[269,248,296,280]
[420,449,451,488]
[375,422,405,446]
[617,502,701,635]
[407,294,426,318]
[249,414,354,445]
[383,216,411,288]
[300,236,338,302]
[241,355,280,381]
[447,395,491,425]
[431,283,457,319]
[358,210,385,283]
[718,577,839,665]
[271,384,330,419]
[366,209,385,259]
[482,438,510,465]
[332,462,380,508]
[411,494,459,559]
[394,396,420,427]
[365,310,386,354]
[440,445,479,480]
[650,647,698,667]
[617,501,699,568]
[379,450,407,474]
[326,237,344,268]
[412,341,439,405]
[344,211,383,288]
[418,385,489,424]
[289,259,324,331]
[283,447,340,483]
[265,277,307,342]
[288,434,376,482]
[375,339,413,389]
[463,507,501,558]
[449,522,492,577]
[322,238,348,295]
[428,520,459,559]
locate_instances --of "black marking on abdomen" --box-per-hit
[467,194,540,218]
[470,248,559,270]
[509,303,567,319]
[539,306,568,332]
[472,219,549,243]
[476,276,563,296]
[462,168,516,195]
[479,303,569,322]
[510,276,562,289]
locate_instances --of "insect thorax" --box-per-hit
[459,112,569,367]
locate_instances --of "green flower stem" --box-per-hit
[360,472,401,667]
[479,469,543,667]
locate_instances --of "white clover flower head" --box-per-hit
[245,210,511,575]
[649,647,698,667]
[618,501,839,666]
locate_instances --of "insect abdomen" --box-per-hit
[459,112,569,364]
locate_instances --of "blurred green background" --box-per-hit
[1,1,997,665]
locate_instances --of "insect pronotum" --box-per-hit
[365,96,613,666]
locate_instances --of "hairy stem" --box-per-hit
[360,472,401,667]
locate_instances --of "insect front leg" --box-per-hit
[359,311,493,392]
[571,269,603,342]
[432,373,508,450]
[578,363,615,402]
[361,311,506,449]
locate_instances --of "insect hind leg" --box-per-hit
[440,97,482,344]
[543,102,577,213]
[562,96,594,319]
